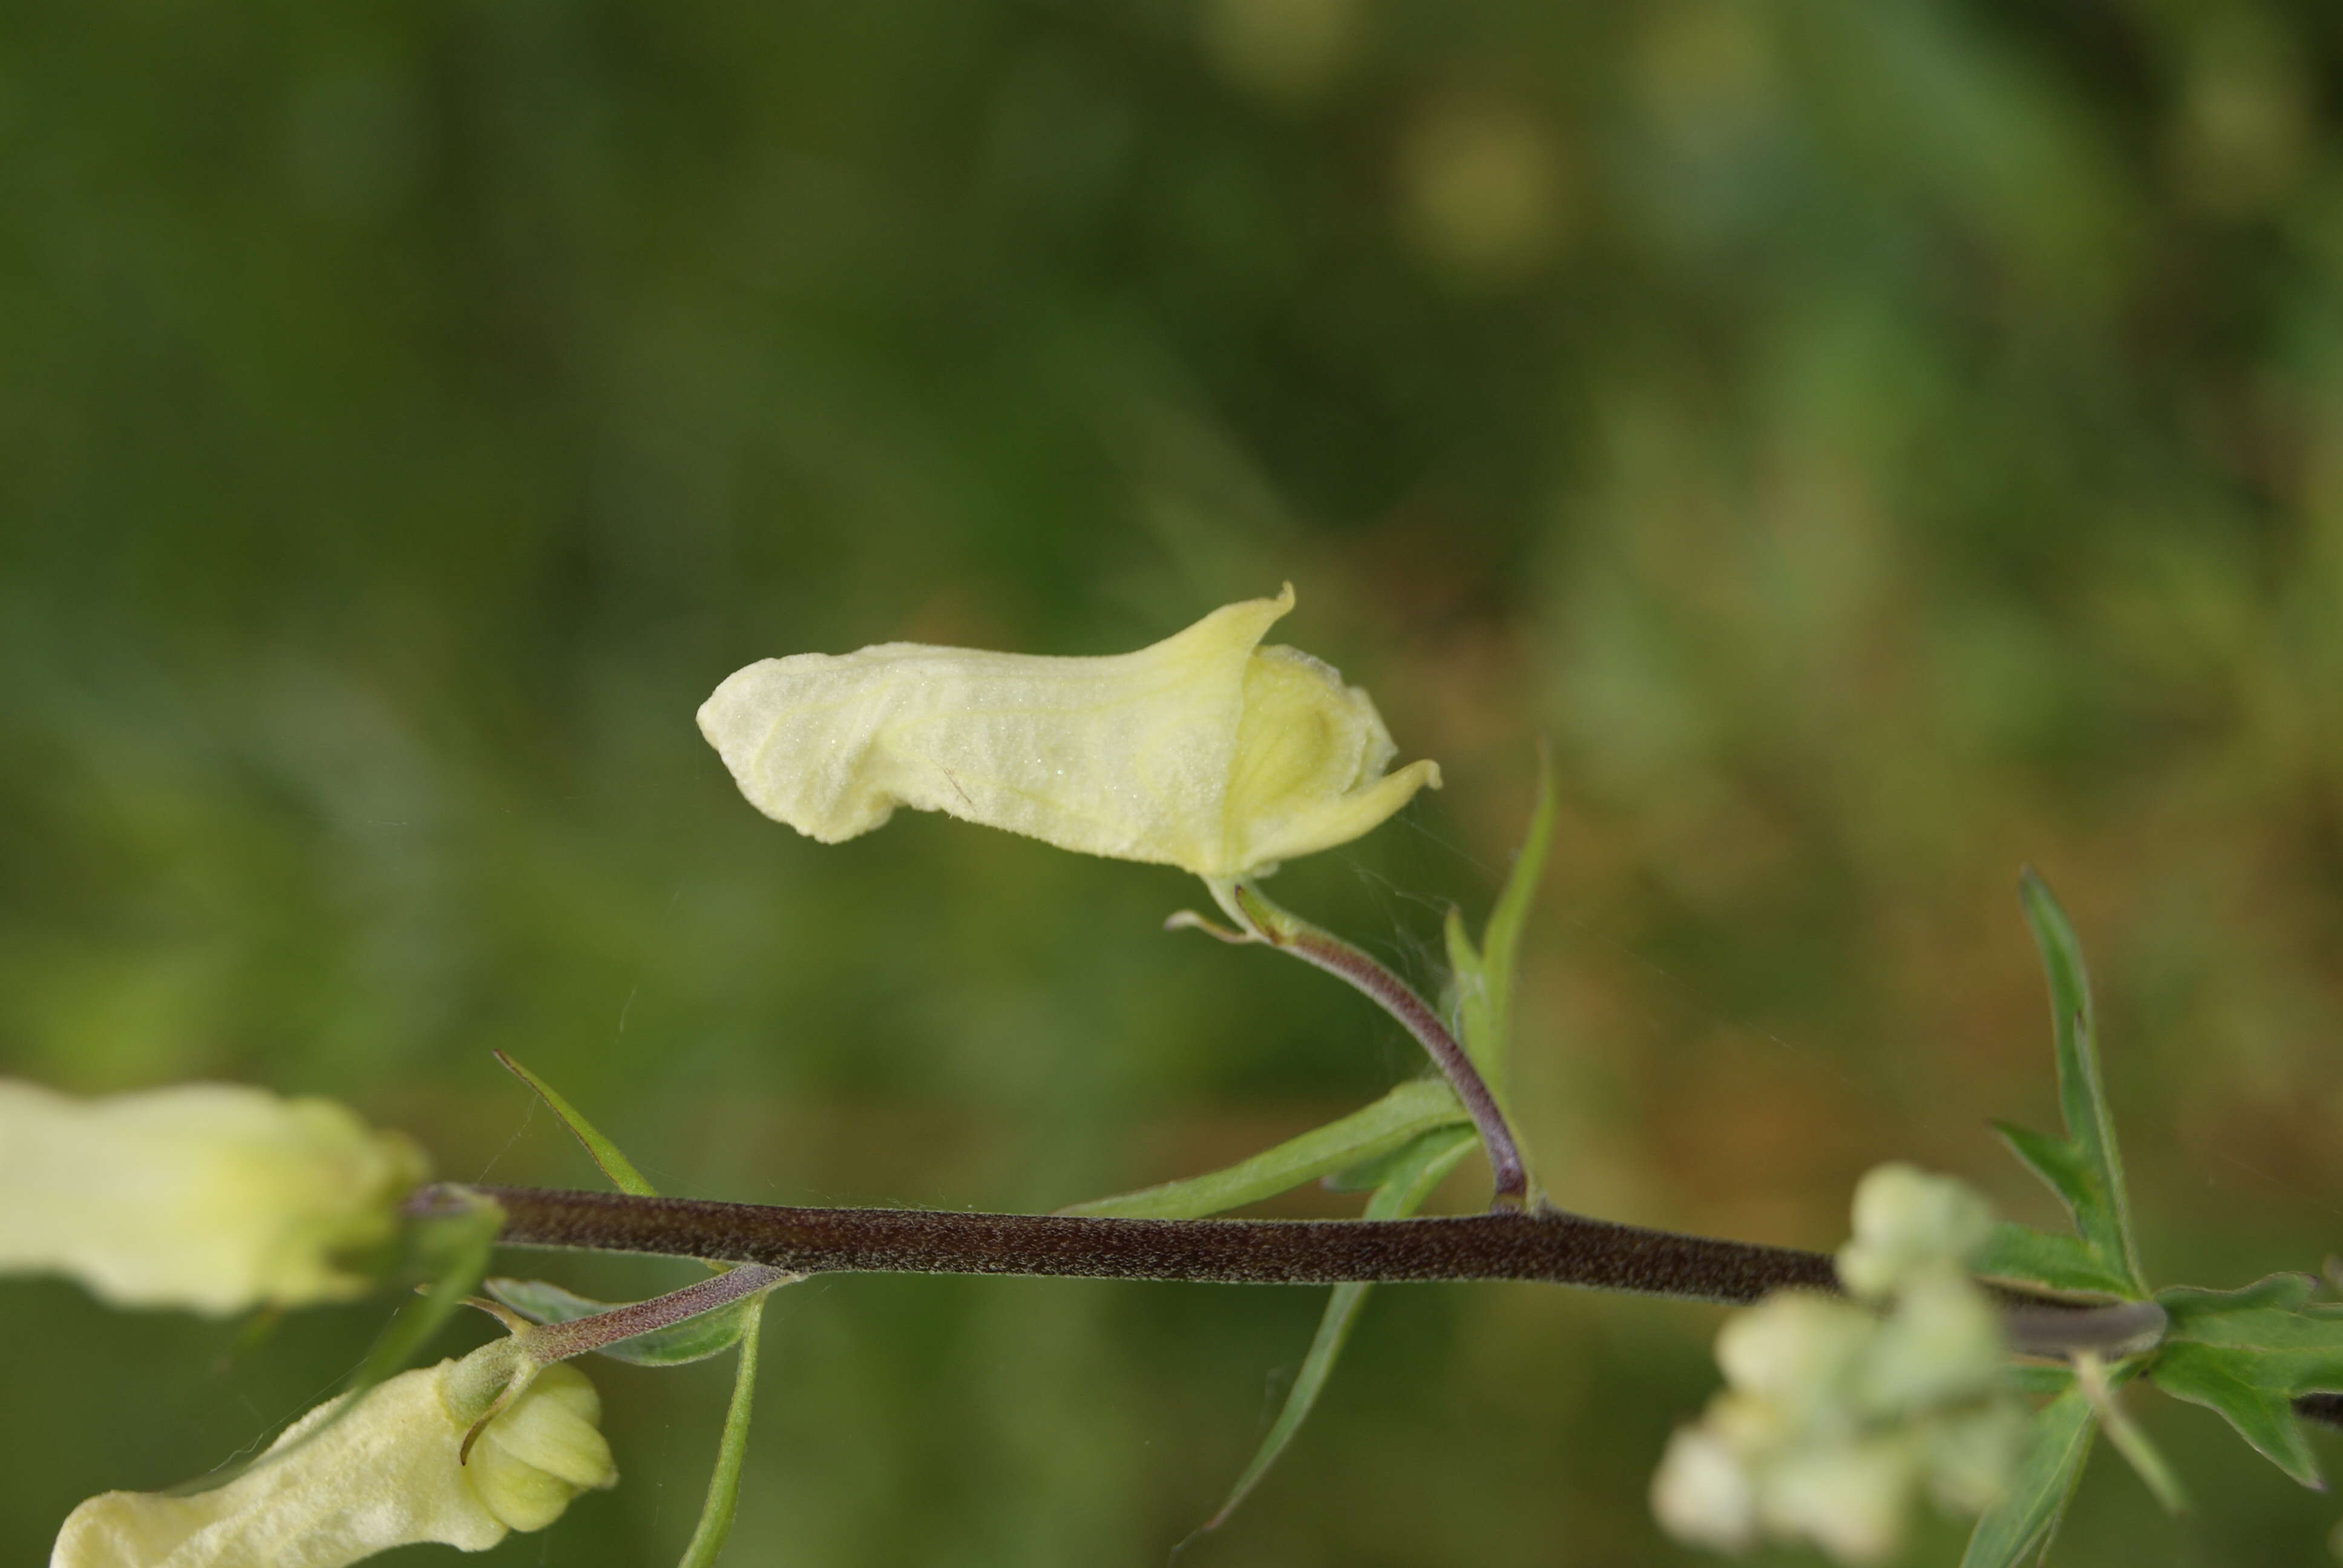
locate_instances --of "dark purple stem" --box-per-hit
[431,1183,1837,1304]
[411,1186,2343,1403]
[1230,886,1529,1210]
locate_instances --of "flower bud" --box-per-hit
[1653,1165,2022,1564]
[697,585,1440,880]
[460,1363,615,1532]
[1753,1435,1919,1566]
[51,1345,615,1567]
[1855,1264,2007,1416]
[0,1079,427,1315]
[1650,1426,1758,1553]
[1715,1293,1873,1416]
[1835,1162,1994,1301]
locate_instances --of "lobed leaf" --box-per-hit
[1990,1122,2096,1223]
[2151,1346,2321,1489]
[2014,871,2144,1295]
[1973,1222,2135,1299]
[2149,1274,2343,1489]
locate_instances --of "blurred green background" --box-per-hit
[4,0,2341,1562]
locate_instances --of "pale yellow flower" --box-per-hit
[51,1347,616,1568]
[697,584,1440,879]
[0,1080,427,1315]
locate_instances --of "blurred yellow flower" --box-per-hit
[698,584,1440,879]
[0,1080,426,1315]
[51,1348,616,1567]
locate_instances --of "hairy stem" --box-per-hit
[1999,1298,2166,1360]
[408,1186,2343,1402]
[516,1263,795,1363]
[1222,883,1530,1210]
[425,1183,1826,1304]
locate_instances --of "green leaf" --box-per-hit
[1960,1383,2097,1568]
[1190,1125,1477,1540]
[677,1294,767,1568]
[1990,1122,2097,1224]
[2015,870,2144,1295]
[2158,1272,2321,1327]
[1473,751,1555,1092]
[1443,906,1491,1083]
[1060,1079,1466,1219]
[483,1276,759,1367]
[2149,1274,2343,1488]
[496,1050,660,1197]
[2008,1364,2078,1399]
[1323,1116,1468,1192]
[1973,1222,2136,1299]
[1439,756,1555,1099]
[2151,1346,2320,1489]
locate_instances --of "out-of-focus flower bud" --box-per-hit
[1836,1163,1994,1301]
[1921,1400,2032,1515]
[51,1342,615,1567]
[697,585,1440,881]
[0,1079,427,1315]
[1715,1293,1873,1416]
[1651,1165,2022,1565]
[1651,1426,1758,1553]
[1753,1435,1918,1567]
[1857,1266,2007,1416]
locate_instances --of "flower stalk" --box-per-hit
[504,1263,798,1364]
[1208,881,1530,1209]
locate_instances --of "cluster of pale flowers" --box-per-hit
[1652,1165,2028,1564]
[17,589,1441,1567]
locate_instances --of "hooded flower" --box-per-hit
[51,1345,617,1568]
[696,584,1441,879]
[0,1079,427,1315]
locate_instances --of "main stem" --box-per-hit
[438,1183,1833,1304]
[416,1184,2343,1420]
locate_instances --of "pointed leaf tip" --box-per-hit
[494,1052,659,1198]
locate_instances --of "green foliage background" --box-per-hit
[3,0,2340,1562]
